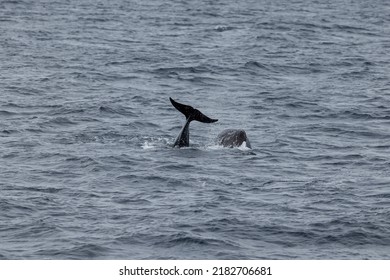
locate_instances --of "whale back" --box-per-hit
[216,129,252,148]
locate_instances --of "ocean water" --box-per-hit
[1,0,390,259]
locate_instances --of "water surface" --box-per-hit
[1,0,390,259]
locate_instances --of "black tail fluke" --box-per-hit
[170,97,218,123]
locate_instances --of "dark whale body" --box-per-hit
[216,129,251,148]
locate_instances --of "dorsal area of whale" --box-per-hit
[216,129,252,149]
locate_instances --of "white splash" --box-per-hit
[206,144,224,150]
[141,141,155,150]
[237,141,251,151]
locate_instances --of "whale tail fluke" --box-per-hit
[170,97,218,123]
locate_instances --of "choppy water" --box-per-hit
[1,0,390,259]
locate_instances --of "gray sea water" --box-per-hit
[1,0,390,259]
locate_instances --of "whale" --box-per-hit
[170,97,252,149]
[216,129,252,149]
[170,97,218,147]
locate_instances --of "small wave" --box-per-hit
[1,129,19,135]
[48,106,85,116]
[317,230,387,246]
[0,199,34,213]
[42,117,77,126]
[177,75,218,86]
[112,197,151,205]
[213,25,235,32]
[65,243,110,259]
[154,65,212,75]
[244,61,269,70]
[340,110,390,120]
[104,60,133,66]
[309,217,390,246]
[164,235,211,246]
[333,23,370,33]
[131,95,152,105]
[24,186,61,194]
[65,156,100,168]
[99,105,137,117]
[0,110,17,116]
[153,232,231,248]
